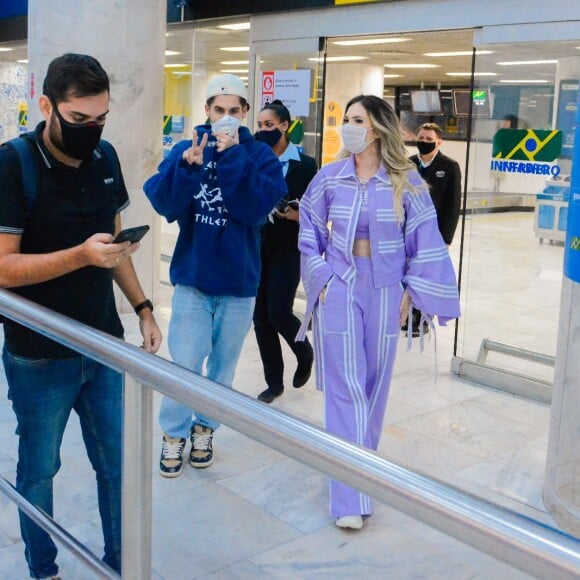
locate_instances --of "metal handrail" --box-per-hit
[0,288,579,579]
[0,477,119,579]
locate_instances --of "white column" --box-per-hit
[27,0,166,310]
[543,56,580,536]
[325,62,384,109]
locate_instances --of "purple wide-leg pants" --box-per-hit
[314,257,403,518]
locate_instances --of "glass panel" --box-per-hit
[457,40,580,383]
[252,42,326,163]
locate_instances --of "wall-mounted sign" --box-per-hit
[173,1,393,22]
[490,128,563,176]
[322,100,343,165]
[556,80,578,158]
[564,89,580,282]
[260,70,311,117]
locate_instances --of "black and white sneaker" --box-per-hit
[189,425,214,468]
[159,434,186,478]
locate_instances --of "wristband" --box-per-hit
[134,299,153,315]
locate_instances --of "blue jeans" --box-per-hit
[3,349,122,578]
[160,284,255,436]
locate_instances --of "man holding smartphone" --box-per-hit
[145,73,286,477]
[0,53,162,578]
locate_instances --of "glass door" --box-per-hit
[252,37,327,164]
[457,38,580,386]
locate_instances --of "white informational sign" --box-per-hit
[261,69,311,117]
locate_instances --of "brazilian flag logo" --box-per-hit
[492,129,562,162]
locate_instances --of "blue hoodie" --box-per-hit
[144,125,287,297]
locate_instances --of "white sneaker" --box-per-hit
[335,515,363,529]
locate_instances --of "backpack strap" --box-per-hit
[7,135,38,212]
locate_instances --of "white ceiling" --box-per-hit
[2,22,579,89]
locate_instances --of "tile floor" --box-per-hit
[0,212,569,579]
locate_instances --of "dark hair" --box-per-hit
[502,114,519,129]
[418,122,442,139]
[206,95,250,111]
[42,53,109,105]
[260,99,291,125]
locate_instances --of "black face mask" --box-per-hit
[52,104,104,161]
[416,140,437,156]
[255,128,283,148]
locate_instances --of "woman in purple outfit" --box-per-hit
[297,95,460,530]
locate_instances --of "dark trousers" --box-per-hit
[253,248,312,390]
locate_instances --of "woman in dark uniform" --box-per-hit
[253,100,317,403]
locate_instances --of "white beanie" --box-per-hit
[206,73,248,101]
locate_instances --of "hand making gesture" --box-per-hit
[182,128,209,165]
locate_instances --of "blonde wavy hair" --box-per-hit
[338,94,418,221]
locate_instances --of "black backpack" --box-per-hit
[6,133,120,211]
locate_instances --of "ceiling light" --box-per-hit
[165,50,181,56]
[220,60,249,65]
[384,64,440,69]
[171,71,192,76]
[497,60,557,65]
[220,69,248,73]
[499,79,549,83]
[220,46,250,52]
[0,47,13,52]
[309,56,368,62]
[218,22,250,31]
[333,38,410,46]
[383,74,402,78]
[424,50,493,57]
[17,59,28,64]
[239,76,249,80]
[164,63,188,68]
[446,72,497,77]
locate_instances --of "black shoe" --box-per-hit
[257,387,284,403]
[293,348,313,388]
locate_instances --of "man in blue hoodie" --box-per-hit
[144,74,287,477]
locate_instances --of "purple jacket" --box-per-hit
[297,155,460,340]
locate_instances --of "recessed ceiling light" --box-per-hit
[164,63,189,68]
[424,50,494,57]
[17,59,28,64]
[220,46,250,52]
[384,64,440,69]
[171,71,192,76]
[220,60,249,65]
[446,72,497,76]
[333,38,410,46]
[309,56,368,62]
[0,47,13,52]
[499,79,549,83]
[220,69,249,73]
[218,22,250,31]
[165,50,181,56]
[497,60,557,65]
[383,74,402,78]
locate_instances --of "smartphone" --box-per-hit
[113,225,150,244]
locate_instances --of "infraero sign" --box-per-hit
[491,128,563,177]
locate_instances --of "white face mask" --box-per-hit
[341,124,370,154]
[211,114,242,136]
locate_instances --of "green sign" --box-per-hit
[492,128,562,162]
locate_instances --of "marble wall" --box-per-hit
[0,62,27,143]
